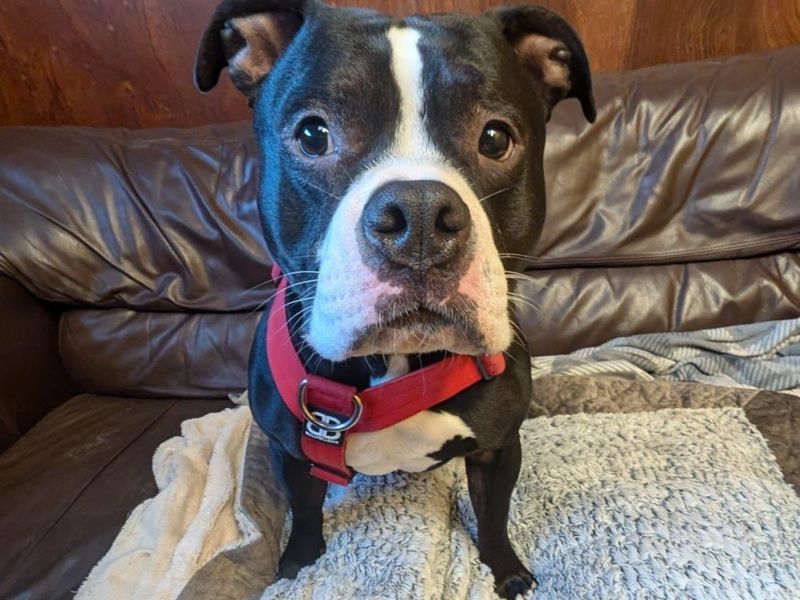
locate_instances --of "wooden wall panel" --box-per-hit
[1,0,798,128]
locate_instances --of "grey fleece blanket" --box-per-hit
[167,385,800,600]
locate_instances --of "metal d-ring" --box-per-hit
[297,379,363,432]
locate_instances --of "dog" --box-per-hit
[195,1,594,597]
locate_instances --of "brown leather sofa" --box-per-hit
[1,45,799,599]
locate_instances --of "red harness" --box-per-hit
[266,266,506,485]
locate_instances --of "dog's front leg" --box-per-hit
[465,434,536,599]
[270,445,328,580]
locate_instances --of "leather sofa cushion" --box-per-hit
[536,45,800,268]
[0,276,75,450]
[0,124,265,311]
[0,394,229,600]
[59,309,258,397]
[518,251,800,355]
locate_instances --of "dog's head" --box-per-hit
[196,0,594,361]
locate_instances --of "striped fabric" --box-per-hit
[531,318,800,396]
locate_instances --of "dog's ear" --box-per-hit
[486,5,595,123]
[194,0,313,104]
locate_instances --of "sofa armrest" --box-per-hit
[0,276,76,451]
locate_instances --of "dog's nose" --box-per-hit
[361,180,471,269]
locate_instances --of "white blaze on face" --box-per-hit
[306,25,511,361]
[387,27,434,158]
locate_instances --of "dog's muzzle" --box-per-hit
[361,180,471,270]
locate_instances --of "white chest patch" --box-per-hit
[346,354,475,475]
[369,355,410,386]
[346,409,475,475]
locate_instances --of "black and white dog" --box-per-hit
[195,1,594,597]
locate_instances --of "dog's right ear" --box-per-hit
[194,0,312,104]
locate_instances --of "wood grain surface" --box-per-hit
[1,0,799,127]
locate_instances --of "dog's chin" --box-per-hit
[347,310,494,357]
[304,294,514,361]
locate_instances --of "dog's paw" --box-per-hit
[495,568,537,600]
[276,538,325,580]
[276,556,307,580]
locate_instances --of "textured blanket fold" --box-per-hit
[77,398,800,600]
[532,317,800,396]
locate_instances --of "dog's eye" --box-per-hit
[296,117,330,157]
[478,121,513,160]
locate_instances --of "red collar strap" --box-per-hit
[266,265,506,486]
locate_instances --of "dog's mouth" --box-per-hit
[382,307,451,330]
[347,298,488,357]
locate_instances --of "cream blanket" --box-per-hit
[75,404,279,599]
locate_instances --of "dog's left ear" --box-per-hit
[486,5,596,123]
[194,0,314,105]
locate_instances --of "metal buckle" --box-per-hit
[297,379,363,432]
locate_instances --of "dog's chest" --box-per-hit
[346,409,474,475]
[344,356,476,475]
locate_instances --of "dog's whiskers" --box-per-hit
[499,252,540,264]
[247,277,318,316]
[504,270,537,282]
[298,177,343,201]
[508,319,529,350]
[241,270,320,299]
[239,279,275,296]
[310,354,331,374]
[479,179,523,204]
[284,306,314,338]
[276,269,321,277]
[504,281,558,326]
[502,349,520,366]
[280,291,317,334]
[506,293,541,314]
